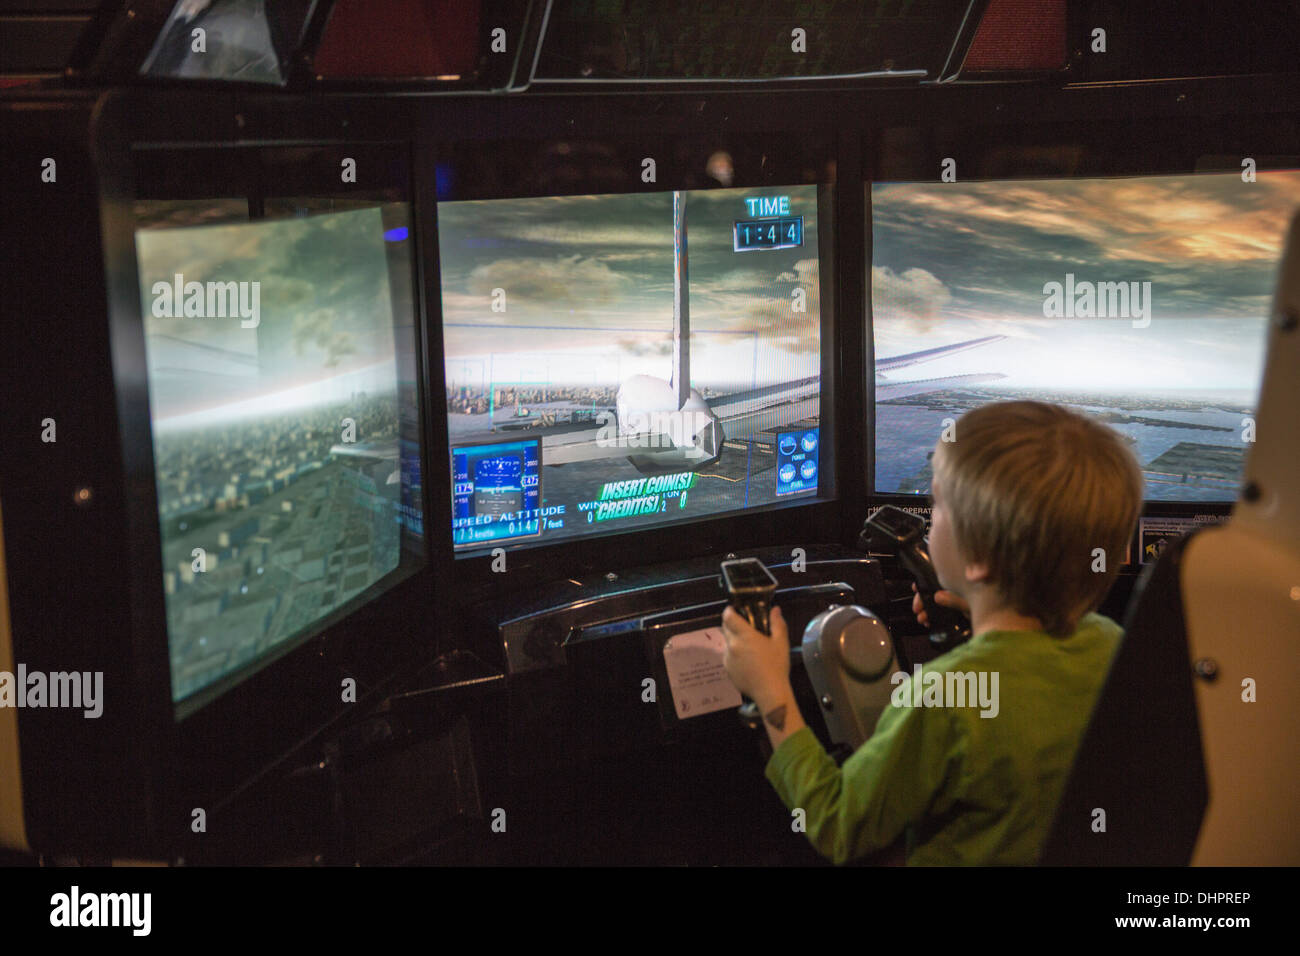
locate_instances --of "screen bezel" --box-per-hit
[428,130,857,593]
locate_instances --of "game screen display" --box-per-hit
[135,203,425,707]
[438,184,829,552]
[871,171,1300,502]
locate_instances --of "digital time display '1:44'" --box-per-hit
[733,216,803,252]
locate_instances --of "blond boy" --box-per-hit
[722,401,1143,865]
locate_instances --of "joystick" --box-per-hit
[721,557,777,637]
[860,505,970,646]
[720,558,779,752]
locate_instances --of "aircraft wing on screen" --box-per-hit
[330,440,398,461]
[329,440,401,484]
[703,374,821,442]
[522,331,1008,464]
[698,334,1008,438]
[873,334,1007,400]
[876,372,1006,400]
[875,334,1006,372]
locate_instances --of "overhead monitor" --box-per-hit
[870,170,1300,503]
[531,0,973,81]
[139,0,313,85]
[134,202,426,711]
[438,184,831,553]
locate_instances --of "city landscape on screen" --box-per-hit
[137,205,422,703]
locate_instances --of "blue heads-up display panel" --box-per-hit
[452,439,543,546]
[776,427,819,496]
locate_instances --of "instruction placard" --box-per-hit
[662,627,743,720]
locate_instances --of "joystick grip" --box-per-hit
[901,549,968,645]
[860,506,971,646]
[918,592,968,644]
[720,559,778,633]
[720,558,779,758]
[736,600,771,637]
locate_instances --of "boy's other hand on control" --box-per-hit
[912,583,971,627]
[721,604,791,710]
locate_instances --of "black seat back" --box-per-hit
[1040,531,1208,865]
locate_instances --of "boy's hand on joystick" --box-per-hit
[721,604,791,716]
[911,582,971,628]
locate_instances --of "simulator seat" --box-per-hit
[1042,212,1300,865]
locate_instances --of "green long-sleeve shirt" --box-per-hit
[765,612,1122,865]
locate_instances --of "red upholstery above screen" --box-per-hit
[314,0,480,78]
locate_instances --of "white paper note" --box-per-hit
[662,626,743,720]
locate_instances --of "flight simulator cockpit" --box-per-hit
[1,0,1297,905]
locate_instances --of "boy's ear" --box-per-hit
[964,561,991,585]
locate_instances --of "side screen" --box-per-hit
[135,203,425,708]
[871,171,1300,502]
[439,184,828,553]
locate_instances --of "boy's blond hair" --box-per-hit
[931,401,1144,637]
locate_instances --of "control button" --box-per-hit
[838,618,892,681]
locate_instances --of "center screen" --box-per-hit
[438,184,827,551]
